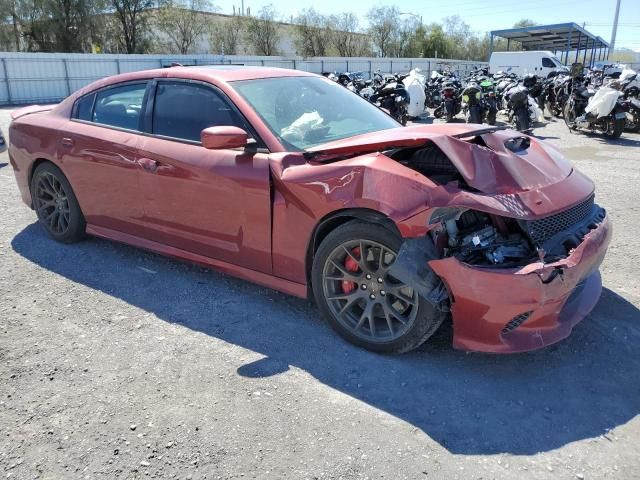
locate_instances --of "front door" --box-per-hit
[136,80,272,274]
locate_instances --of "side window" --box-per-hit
[542,58,555,68]
[74,93,95,121]
[92,83,147,131]
[152,82,246,142]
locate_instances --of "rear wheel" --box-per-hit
[602,116,625,139]
[30,162,86,243]
[514,108,530,131]
[312,221,446,354]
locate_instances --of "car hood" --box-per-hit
[306,125,573,195]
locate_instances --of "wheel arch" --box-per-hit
[305,208,401,291]
[27,158,59,207]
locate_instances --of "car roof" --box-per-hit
[119,65,317,83]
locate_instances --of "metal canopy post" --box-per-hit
[564,27,573,66]
[583,38,589,64]
[574,31,582,62]
[507,38,510,51]
[489,33,494,59]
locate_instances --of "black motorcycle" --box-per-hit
[461,83,483,124]
[370,81,410,126]
[433,81,461,122]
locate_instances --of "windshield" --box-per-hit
[231,76,400,150]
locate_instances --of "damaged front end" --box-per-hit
[383,128,612,353]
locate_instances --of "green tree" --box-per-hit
[111,0,154,53]
[366,5,399,57]
[293,7,332,57]
[154,0,216,54]
[244,4,279,56]
[209,14,245,55]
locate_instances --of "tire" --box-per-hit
[563,102,576,129]
[30,162,86,243]
[311,220,446,354]
[468,105,482,124]
[602,116,625,139]
[515,108,530,131]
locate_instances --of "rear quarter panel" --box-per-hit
[9,111,65,207]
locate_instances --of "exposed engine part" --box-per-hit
[434,209,536,266]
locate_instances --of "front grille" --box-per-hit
[524,195,595,245]
[501,311,533,335]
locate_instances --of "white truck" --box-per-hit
[489,51,568,77]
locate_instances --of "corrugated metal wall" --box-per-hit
[0,53,487,106]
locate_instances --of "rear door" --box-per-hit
[62,81,151,236]
[135,79,272,273]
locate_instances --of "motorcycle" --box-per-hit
[433,81,461,122]
[503,82,532,132]
[370,80,410,126]
[461,82,483,124]
[619,72,640,132]
[564,76,626,139]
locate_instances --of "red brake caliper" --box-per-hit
[342,247,361,294]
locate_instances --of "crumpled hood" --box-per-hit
[307,125,573,194]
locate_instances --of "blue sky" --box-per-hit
[217,0,640,50]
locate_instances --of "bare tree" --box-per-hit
[244,4,279,56]
[154,0,215,54]
[111,0,154,53]
[366,5,399,57]
[328,12,363,57]
[209,14,244,54]
[293,7,331,57]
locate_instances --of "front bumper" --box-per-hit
[429,212,612,353]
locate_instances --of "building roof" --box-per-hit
[490,23,609,51]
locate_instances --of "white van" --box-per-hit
[489,51,569,77]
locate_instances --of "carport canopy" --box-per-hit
[489,23,610,65]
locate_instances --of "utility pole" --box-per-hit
[610,0,621,52]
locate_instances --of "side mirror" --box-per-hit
[201,126,248,149]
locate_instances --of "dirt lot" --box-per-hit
[1,106,639,480]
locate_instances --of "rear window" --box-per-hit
[92,83,147,131]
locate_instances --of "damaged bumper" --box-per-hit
[428,212,612,353]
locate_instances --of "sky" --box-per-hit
[217,0,640,51]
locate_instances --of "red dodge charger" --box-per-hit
[8,66,612,354]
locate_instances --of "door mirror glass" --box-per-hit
[201,126,248,149]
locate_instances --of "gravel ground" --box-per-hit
[1,106,639,480]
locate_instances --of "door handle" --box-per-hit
[137,157,158,172]
[61,137,74,148]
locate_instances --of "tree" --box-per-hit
[293,7,331,57]
[244,4,279,56]
[111,0,154,53]
[422,23,448,59]
[154,0,215,54]
[513,19,538,28]
[366,5,399,57]
[209,14,244,55]
[330,12,369,57]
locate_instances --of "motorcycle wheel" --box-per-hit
[433,107,443,119]
[563,103,576,129]
[602,116,625,139]
[486,110,497,125]
[515,108,530,132]
[468,106,482,124]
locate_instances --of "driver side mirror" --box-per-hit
[201,126,248,149]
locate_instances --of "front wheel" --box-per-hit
[30,162,86,243]
[312,221,446,354]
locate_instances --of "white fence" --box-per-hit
[0,52,487,106]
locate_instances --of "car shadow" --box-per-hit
[11,223,640,456]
